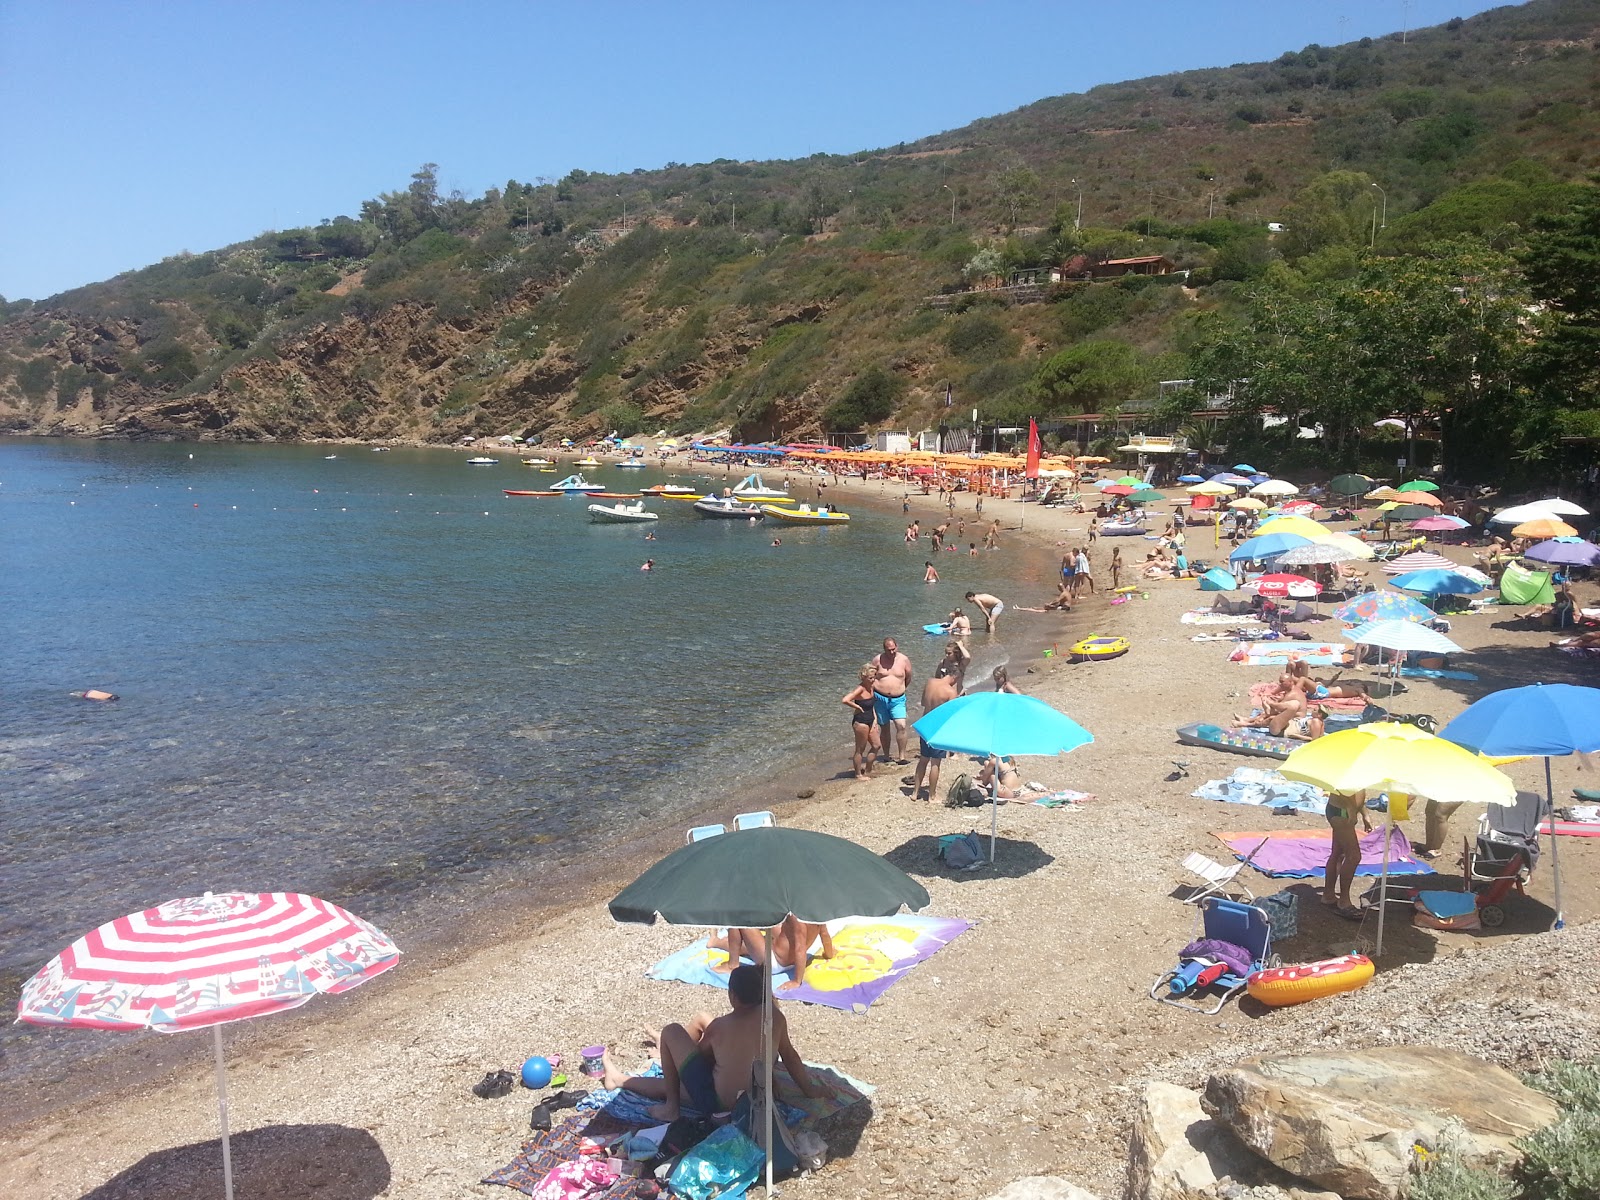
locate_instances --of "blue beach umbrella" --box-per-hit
[1390,569,1487,597]
[1442,684,1600,931]
[1233,463,1258,473]
[914,693,1093,863]
[1199,567,1238,591]
[1332,590,1433,626]
[1178,474,1205,484]
[1212,473,1252,487]
[1229,532,1313,564]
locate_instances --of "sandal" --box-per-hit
[529,1089,588,1131]
[472,1069,515,1099]
[1333,906,1365,922]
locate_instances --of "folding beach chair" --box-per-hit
[1151,897,1275,1015]
[1179,837,1267,905]
[732,811,776,831]
[687,823,726,844]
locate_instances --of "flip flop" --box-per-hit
[472,1069,515,1099]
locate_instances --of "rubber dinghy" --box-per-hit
[1175,722,1295,759]
[759,504,849,525]
[693,496,764,518]
[588,501,658,523]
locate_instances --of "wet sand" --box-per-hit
[5,481,1598,1200]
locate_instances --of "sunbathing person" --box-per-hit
[603,964,825,1120]
[974,754,1024,800]
[772,915,837,992]
[708,927,767,975]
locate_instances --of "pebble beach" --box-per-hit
[5,474,1599,1200]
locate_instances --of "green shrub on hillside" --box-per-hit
[946,312,1019,362]
[823,363,903,431]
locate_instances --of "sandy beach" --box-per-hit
[6,476,1600,1200]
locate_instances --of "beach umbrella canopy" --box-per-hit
[1228,497,1267,511]
[1396,480,1440,492]
[1095,479,1125,491]
[1256,515,1327,539]
[915,693,1093,863]
[1494,500,1588,523]
[1212,473,1252,487]
[1102,483,1136,496]
[1442,684,1600,932]
[1249,479,1299,497]
[1333,591,1434,625]
[1130,480,1157,490]
[1187,481,1236,496]
[1319,532,1377,561]
[1397,491,1444,509]
[1366,486,1409,503]
[1347,619,1463,656]
[1411,515,1470,531]
[17,891,400,1200]
[1115,475,1144,486]
[609,829,927,1194]
[1279,500,1321,514]
[1381,550,1457,575]
[1275,541,1361,567]
[1178,474,1205,483]
[1229,531,1313,563]
[1232,463,1258,473]
[1526,540,1600,567]
[1386,503,1439,521]
[1329,474,1375,497]
[1246,573,1320,598]
[1390,569,1487,597]
[1199,567,1239,591]
[1513,518,1579,539]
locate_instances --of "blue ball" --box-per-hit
[521,1056,553,1089]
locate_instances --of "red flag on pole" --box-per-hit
[1025,418,1041,479]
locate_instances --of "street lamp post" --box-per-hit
[1371,182,1387,231]
[1071,178,1083,231]
[942,184,956,224]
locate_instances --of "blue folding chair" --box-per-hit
[1150,897,1276,1014]
[732,811,776,831]
[687,823,726,844]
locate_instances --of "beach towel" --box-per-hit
[647,914,972,1012]
[1031,788,1094,809]
[1193,767,1329,815]
[482,1113,656,1198]
[1538,820,1600,838]
[1396,667,1479,680]
[1215,827,1435,878]
[1181,609,1264,626]
[1560,645,1600,661]
[1230,642,1350,667]
[1247,681,1367,714]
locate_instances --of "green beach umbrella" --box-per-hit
[610,828,927,1195]
[1329,474,1374,497]
[1115,475,1144,486]
[1387,503,1436,521]
[1396,480,1439,492]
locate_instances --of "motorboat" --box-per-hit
[466,457,500,466]
[573,455,602,467]
[643,483,700,496]
[731,472,789,500]
[759,503,850,525]
[617,457,647,469]
[522,457,554,466]
[588,500,658,523]
[504,490,561,497]
[323,454,338,460]
[693,496,764,519]
[370,447,390,453]
[549,473,605,493]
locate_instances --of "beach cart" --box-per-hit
[1150,897,1276,1014]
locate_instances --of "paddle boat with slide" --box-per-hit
[522,457,555,467]
[466,457,500,466]
[617,457,647,469]
[693,496,764,519]
[759,503,850,526]
[573,455,602,467]
[588,500,659,524]
[731,472,789,501]
[549,473,605,493]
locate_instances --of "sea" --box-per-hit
[0,437,1064,1107]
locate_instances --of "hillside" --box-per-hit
[2,0,1598,464]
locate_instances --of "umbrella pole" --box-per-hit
[762,928,775,1197]
[1375,804,1393,958]
[1545,757,1566,932]
[213,1023,235,1200]
[989,765,999,864]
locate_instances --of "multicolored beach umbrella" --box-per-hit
[1332,590,1433,626]
[1381,550,1457,575]
[18,891,399,1200]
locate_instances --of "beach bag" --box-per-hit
[937,831,983,869]
[943,771,973,809]
[730,1067,804,1179]
[667,1123,764,1199]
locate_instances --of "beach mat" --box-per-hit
[1248,681,1367,713]
[1193,767,1327,815]
[1396,667,1479,680]
[647,914,972,1012]
[1181,609,1264,626]
[1216,827,1435,878]
[482,1112,657,1197]
[1230,642,1350,667]
[574,1061,873,1127]
[1538,820,1600,838]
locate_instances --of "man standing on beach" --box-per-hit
[984,520,1000,551]
[873,637,914,764]
[1075,545,1095,596]
[908,667,960,802]
[965,591,1004,633]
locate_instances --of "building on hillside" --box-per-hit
[1051,254,1179,282]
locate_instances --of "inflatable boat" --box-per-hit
[693,496,764,518]
[643,484,700,496]
[503,490,561,497]
[759,504,850,525]
[1175,722,1295,759]
[1247,955,1374,1007]
[1069,635,1130,662]
[1099,521,1146,536]
[588,501,658,523]
[466,457,500,465]
[573,456,602,467]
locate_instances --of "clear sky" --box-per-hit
[1,1,1508,301]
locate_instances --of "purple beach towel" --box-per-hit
[1217,826,1436,879]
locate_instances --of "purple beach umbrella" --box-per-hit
[1525,540,1600,567]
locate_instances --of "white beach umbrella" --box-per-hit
[1249,479,1299,497]
[1316,532,1377,561]
[1349,619,1465,697]
[1275,541,1365,566]
[1493,500,1589,524]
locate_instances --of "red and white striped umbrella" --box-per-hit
[1244,573,1321,598]
[1381,550,1457,575]
[17,892,399,1200]
[18,890,399,1031]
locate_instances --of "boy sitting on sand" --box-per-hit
[603,964,826,1119]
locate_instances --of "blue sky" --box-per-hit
[2,1,1505,300]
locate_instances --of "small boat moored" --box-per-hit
[522,457,554,466]
[466,457,500,465]
[573,455,602,467]
[549,473,605,493]
[588,501,659,523]
[759,503,850,525]
[504,490,561,497]
[617,457,647,468]
[1070,635,1130,662]
[693,496,764,519]
[731,472,790,501]
[643,484,699,496]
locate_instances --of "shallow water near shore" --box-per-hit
[0,438,1065,1100]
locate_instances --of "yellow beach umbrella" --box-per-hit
[1188,481,1235,496]
[1365,487,1407,503]
[1256,515,1327,539]
[1513,518,1578,539]
[1228,497,1267,511]
[1317,531,1376,560]
[1282,721,1515,956]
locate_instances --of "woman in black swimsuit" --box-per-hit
[841,663,881,780]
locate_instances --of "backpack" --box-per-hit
[944,772,979,808]
[730,1065,804,1178]
[938,831,984,870]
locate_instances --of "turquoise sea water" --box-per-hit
[1,438,1057,1092]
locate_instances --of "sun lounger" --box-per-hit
[1179,836,1268,905]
